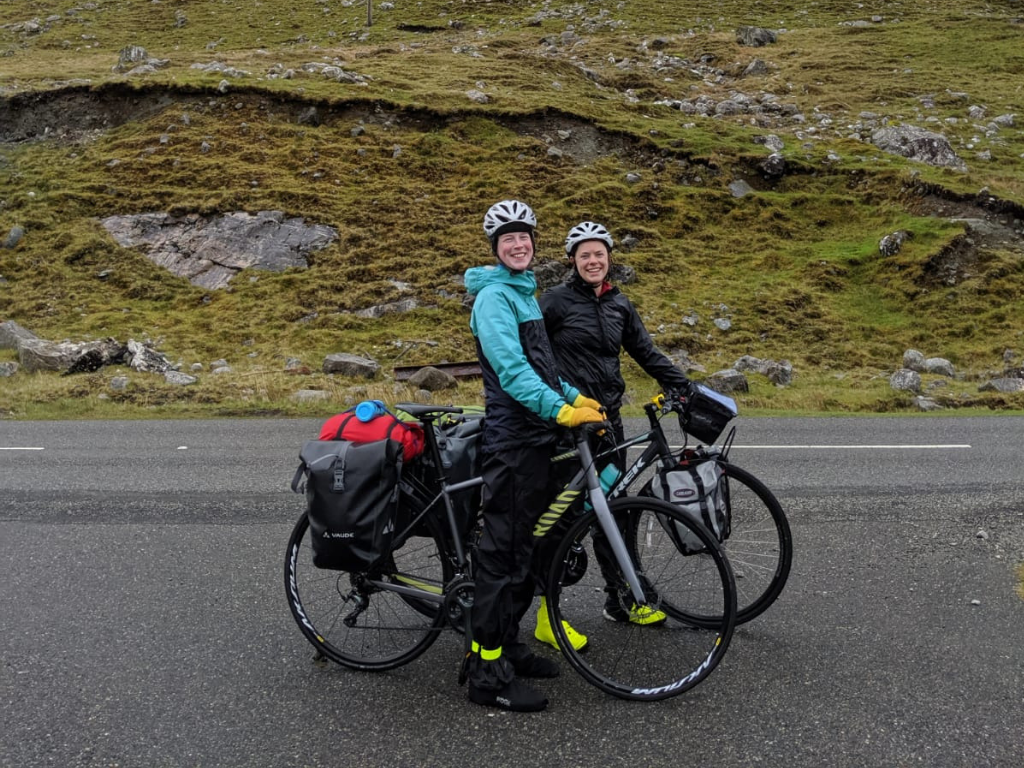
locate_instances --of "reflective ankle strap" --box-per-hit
[470,641,502,660]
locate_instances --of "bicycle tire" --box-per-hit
[544,496,736,701]
[637,462,792,627]
[283,511,452,671]
[719,462,792,623]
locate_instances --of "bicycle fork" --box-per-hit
[576,436,647,607]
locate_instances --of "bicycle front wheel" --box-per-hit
[283,511,451,671]
[545,497,736,701]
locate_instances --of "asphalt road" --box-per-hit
[2,416,1023,768]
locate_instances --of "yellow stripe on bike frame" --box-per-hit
[533,489,581,536]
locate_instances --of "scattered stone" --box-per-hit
[110,376,129,391]
[354,299,420,319]
[736,26,777,47]
[713,318,732,331]
[914,396,943,412]
[0,320,37,349]
[759,153,786,178]
[978,377,1024,393]
[127,339,173,373]
[880,230,912,256]
[707,368,749,393]
[322,353,379,378]
[164,371,198,386]
[902,349,925,371]
[728,180,754,198]
[870,126,967,171]
[466,89,489,104]
[407,366,458,392]
[923,357,955,377]
[0,362,18,377]
[3,226,25,249]
[292,389,330,403]
[889,368,922,393]
[976,529,989,540]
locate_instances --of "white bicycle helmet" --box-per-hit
[565,221,613,257]
[483,199,537,241]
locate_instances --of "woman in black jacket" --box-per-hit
[534,221,692,631]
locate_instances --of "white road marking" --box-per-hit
[681,444,973,450]
[0,447,45,451]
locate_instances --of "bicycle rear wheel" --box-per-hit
[545,497,736,701]
[718,463,792,623]
[284,511,451,671]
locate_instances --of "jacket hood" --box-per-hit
[464,264,537,296]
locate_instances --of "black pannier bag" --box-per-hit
[436,414,484,535]
[291,438,403,571]
[403,408,484,538]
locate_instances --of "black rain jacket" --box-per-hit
[539,271,689,420]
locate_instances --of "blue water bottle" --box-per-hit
[354,399,387,422]
[585,463,622,511]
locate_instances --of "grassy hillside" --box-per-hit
[1,0,1023,418]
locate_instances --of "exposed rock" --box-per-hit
[889,368,922,393]
[292,389,331,402]
[0,362,18,377]
[354,298,420,319]
[902,349,925,372]
[466,90,489,104]
[978,377,1024,393]
[3,226,25,249]
[127,339,174,373]
[732,355,792,386]
[915,396,943,412]
[707,368,749,394]
[323,353,379,378]
[880,230,912,256]
[533,260,570,292]
[759,153,786,178]
[64,339,128,374]
[110,376,129,391]
[17,337,125,373]
[736,26,777,47]
[923,357,955,377]
[0,319,37,349]
[870,126,967,171]
[164,371,197,386]
[407,366,458,391]
[728,179,754,198]
[100,211,338,290]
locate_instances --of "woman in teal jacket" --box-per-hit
[462,200,604,713]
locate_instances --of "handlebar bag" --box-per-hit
[292,438,403,571]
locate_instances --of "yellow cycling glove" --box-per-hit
[555,404,605,428]
[572,394,603,411]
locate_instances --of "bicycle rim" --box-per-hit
[546,498,736,701]
[284,512,450,671]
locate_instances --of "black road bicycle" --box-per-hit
[284,403,738,702]
[605,391,793,626]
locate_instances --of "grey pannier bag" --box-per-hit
[642,452,730,555]
[291,438,403,571]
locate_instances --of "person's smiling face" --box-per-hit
[496,231,535,272]
[573,240,610,289]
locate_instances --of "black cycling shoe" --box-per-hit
[510,653,560,679]
[467,678,549,712]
